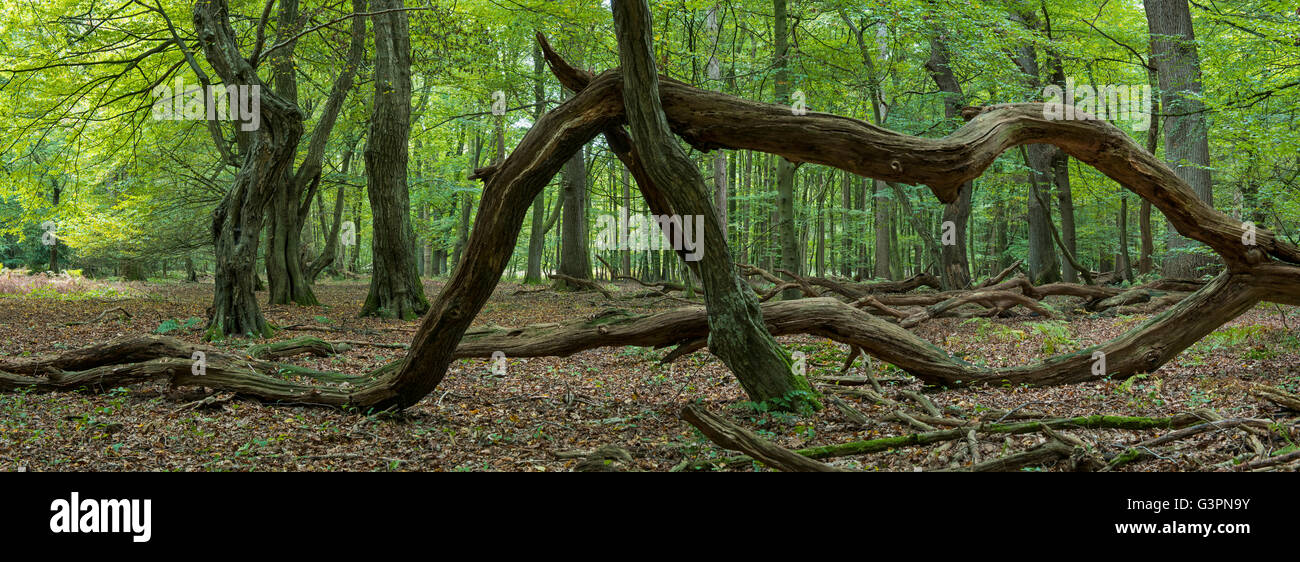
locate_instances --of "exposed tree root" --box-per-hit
[685,412,1206,471]
[248,337,351,360]
[950,441,1074,472]
[1103,417,1273,471]
[680,405,847,472]
[1251,384,1300,412]
[64,307,132,326]
[548,273,614,298]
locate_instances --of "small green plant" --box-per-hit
[962,317,1026,342]
[154,317,202,334]
[1185,387,1213,408]
[1116,373,1165,408]
[1028,320,1076,354]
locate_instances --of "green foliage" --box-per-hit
[962,317,1027,342]
[1028,320,1077,355]
[1116,373,1165,408]
[154,316,202,335]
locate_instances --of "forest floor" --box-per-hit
[1,276,1297,472]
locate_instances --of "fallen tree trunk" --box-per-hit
[1251,384,1300,411]
[952,441,1074,472]
[688,412,1203,470]
[0,335,368,398]
[680,404,846,472]
[899,289,1056,328]
[807,273,941,299]
[454,272,1265,388]
[974,259,1024,289]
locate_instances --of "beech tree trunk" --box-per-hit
[1139,65,1160,275]
[194,0,304,339]
[1146,0,1216,278]
[610,0,817,409]
[841,12,893,281]
[264,0,365,306]
[773,0,801,300]
[925,36,972,290]
[525,42,549,284]
[360,0,428,319]
[556,150,591,286]
[1052,140,1079,283]
[309,143,355,282]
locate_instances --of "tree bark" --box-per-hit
[360,0,428,319]
[556,150,591,286]
[772,0,801,300]
[610,0,817,409]
[308,140,356,282]
[525,41,550,284]
[925,36,973,290]
[1146,0,1216,278]
[194,0,304,339]
[265,0,366,306]
[681,405,845,471]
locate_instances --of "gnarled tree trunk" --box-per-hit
[264,0,366,306]
[360,0,428,319]
[195,0,304,339]
[610,0,817,409]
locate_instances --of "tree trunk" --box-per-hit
[1045,59,1080,283]
[610,0,817,409]
[872,179,892,280]
[1117,192,1134,282]
[1052,145,1079,283]
[525,42,549,284]
[1145,0,1216,277]
[309,141,355,282]
[194,0,304,339]
[266,178,319,305]
[1139,65,1160,275]
[265,0,365,306]
[48,181,60,274]
[714,151,728,244]
[925,36,972,290]
[772,0,801,300]
[556,150,591,286]
[419,203,431,276]
[621,166,632,276]
[1026,144,1064,284]
[360,0,428,319]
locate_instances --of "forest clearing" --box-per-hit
[1,0,1298,486]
